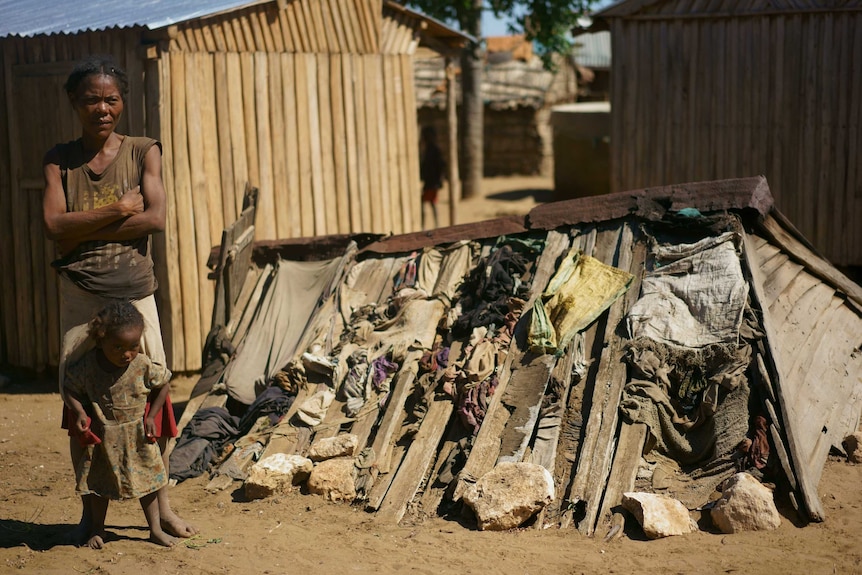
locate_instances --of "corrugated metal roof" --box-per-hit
[572,31,611,69]
[0,0,267,38]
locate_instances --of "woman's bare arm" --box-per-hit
[73,146,167,242]
[42,146,143,241]
[45,146,167,255]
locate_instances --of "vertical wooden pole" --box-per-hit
[148,52,185,371]
[170,53,203,368]
[446,57,460,227]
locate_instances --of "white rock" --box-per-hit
[843,432,862,464]
[463,462,554,531]
[244,454,313,500]
[307,457,357,502]
[621,492,698,539]
[711,472,781,533]
[308,434,359,462]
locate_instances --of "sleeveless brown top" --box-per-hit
[52,135,160,299]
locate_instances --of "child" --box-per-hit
[63,301,177,549]
[420,125,446,229]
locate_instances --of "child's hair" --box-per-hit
[64,55,129,99]
[88,301,144,342]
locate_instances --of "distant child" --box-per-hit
[63,301,177,549]
[420,125,446,229]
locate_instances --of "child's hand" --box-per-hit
[144,417,157,443]
[75,414,90,434]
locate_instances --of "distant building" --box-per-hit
[415,35,580,177]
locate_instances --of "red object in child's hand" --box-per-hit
[74,417,102,447]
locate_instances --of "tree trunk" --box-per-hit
[459,2,483,199]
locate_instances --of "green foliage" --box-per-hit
[402,0,597,69]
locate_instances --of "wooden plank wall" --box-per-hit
[746,227,862,489]
[154,0,416,370]
[170,0,382,54]
[0,30,145,371]
[0,0,423,372]
[609,11,862,265]
[158,49,419,370]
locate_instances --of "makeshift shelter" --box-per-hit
[597,0,862,266]
[0,0,470,371]
[177,176,862,533]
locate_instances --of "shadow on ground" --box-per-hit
[0,519,73,550]
[0,518,156,550]
[484,188,554,203]
[0,375,57,395]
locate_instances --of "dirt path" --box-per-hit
[426,175,554,228]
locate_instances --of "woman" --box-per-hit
[42,55,196,544]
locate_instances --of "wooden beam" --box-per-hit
[759,214,862,311]
[374,393,454,523]
[528,176,774,230]
[445,58,460,227]
[741,231,823,522]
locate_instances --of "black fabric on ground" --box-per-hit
[236,385,296,437]
[169,407,240,482]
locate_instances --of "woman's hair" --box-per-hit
[64,55,129,99]
[88,301,144,341]
[421,125,437,143]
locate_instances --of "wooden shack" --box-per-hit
[0,0,469,372]
[415,36,580,177]
[598,0,862,267]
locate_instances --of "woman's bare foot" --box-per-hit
[160,511,198,538]
[87,533,106,549]
[149,530,178,548]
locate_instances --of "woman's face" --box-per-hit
[70,73,124,141]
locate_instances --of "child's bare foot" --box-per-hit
[149,530,177,547]
[160,512,198,538]
[87,533,106,549]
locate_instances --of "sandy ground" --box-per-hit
[2,176,862,575]
[3,376,862,575]
[422,175,557,228]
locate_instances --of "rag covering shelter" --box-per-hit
[171,177,862,534]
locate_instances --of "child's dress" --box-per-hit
[64,351,171,500]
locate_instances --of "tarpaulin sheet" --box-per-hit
[626,232,748,348]
[223,257,342,405]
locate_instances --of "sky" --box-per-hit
[481,2,614,37]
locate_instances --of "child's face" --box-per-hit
[99,325,143,368]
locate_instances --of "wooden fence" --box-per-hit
[0,30,145,370]
[152,49,420,371]
[0,0,424,371]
